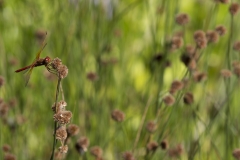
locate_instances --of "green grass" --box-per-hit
[1,0,240,159]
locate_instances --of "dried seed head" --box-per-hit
[59,145,68,154]
[220,69,232,78]
[170,80,184,94]
[52,100,67,113]
[2,144,11,152]
[233,65,240,77]
[90,146,103,158]
[111,109,125,122]
[146,121,157,133]
[175,13,190,25]
[86,72,99,81]
[193,71,207,82]
[47,58,61,73]
[54,151,66,159]
[16,115,26,125]
[35,29,47,43]
[185,45,195,56]
[47,58,68,79]
[168,144,184,158]
[122,151,135,160]
[9,57,18,66]
[57,100,67,112]
[75,136,90,154]
[56,126,67,144]
[206,30,219,43]
[229,3,240,15]
[3,153,16,160]
[232,61,240,69]
[147,141,158,152]
[164,60,171,68]
[0,103,9,117]
[59,100,67,109]
[233,61,240,76]
[233,60,240,67]
[8,98,17,108]
[53,111,72,124]
[194,30,205,40]
[188,59,197,70]
[217,0,229,3]
[152,53,163,63]
[171,36,184,50]
[67,124,80,136]
[160,140,168,150]
[58,65,68,79]
[183,92,194,105]
[215,25,227,36]
[233,41,240,51]
[0,76,5,87]
[194,30,207,49]
[196,38,207,49]
[0,98,3,104]
[233,148,240,160]
[51,58,62,69]
[163,94,175,106]
[187,47,199,60]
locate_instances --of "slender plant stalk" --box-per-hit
[132,97,152,153]
[156,92,183,142]
[224,14,234,159]
[50,77,62,160]
[0,120,2,159]
[60,82,65,101]
[112,0,145,24]
[227,15,234,69]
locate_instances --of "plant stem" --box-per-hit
[224,14,233,160]
[60,82,65,101]
[132,97,152,153]
[50,77,62,160]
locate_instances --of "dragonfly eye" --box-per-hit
[44,56,51,63]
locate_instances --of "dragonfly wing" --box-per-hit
[36,43,47,60]
[24,66,34,86]
[21,42,46,86]
[36,32,47,59]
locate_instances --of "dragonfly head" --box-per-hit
[44,56,51,65]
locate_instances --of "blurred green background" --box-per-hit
[1,0,240,159]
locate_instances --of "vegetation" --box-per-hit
[1,0,240,159]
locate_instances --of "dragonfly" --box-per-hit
[15,43,51,86]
